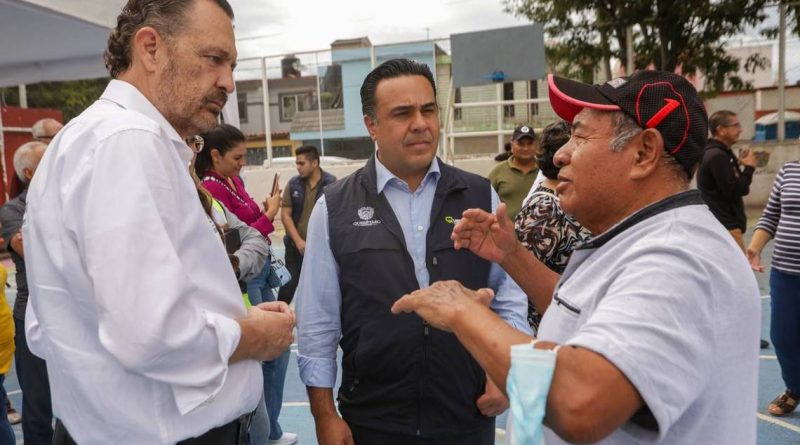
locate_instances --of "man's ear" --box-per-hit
[23,168,34,182]
[364,115,377,141]
[131,26,165,73]
[630,129,664,180]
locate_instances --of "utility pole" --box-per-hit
[626,26,635,75]
[778,1,787,141]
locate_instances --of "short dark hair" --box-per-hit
[295,145,320,162]
[194,123,245,177]
[360,58,437,120]
[708,110,737,136]
[105,0,234,78]
[537,120,571,180]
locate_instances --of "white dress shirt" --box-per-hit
[23,80,261,444]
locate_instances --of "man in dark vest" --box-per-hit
[295,58,530,444]
[278,145,336,305]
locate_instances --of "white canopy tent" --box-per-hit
[0,0,241,154]
[0,0,243,202]
[0,0,125,88]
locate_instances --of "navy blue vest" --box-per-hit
[324,155,494,437]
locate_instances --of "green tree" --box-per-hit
[0,78,109,122]
[504,0,769,93]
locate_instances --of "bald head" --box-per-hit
[31,118,63,142]
[14,141,47,183]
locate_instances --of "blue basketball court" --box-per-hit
[1,215,797,444]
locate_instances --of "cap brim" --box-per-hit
[548,74,621,122]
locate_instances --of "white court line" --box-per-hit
[7,390,20,396]
[757,413,800,433]
[283,401,310,407]
[761,355,778,360]
[761,294,771,300]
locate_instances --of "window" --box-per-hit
[529,80,538,118]
[237,91,248,123]
[454,88,462,121]
[279,91,315,122]
[503,82,515,118]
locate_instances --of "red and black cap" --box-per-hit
[547,70,708,178]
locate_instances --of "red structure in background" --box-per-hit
[0,106,63,205]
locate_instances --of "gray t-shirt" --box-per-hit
[0,189,28,320]
[539,191,760,444]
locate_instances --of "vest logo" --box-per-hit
[358,207,374,220]
[444,216,461,225]
[353,206,381,227]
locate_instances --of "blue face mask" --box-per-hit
[506,343,557,445]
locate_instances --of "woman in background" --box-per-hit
[513,120,591,333]
[747,159,800,417]
[195,125,296,445]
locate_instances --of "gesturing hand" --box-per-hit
[391,281,494,332]
[451,203,519,264]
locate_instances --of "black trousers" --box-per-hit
[14,316,53,445]
[349,422,495,445]
[277,240,303,305]
[54,411,253,445]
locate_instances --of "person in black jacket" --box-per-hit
[697,110,769,349]
[697,110,757,250]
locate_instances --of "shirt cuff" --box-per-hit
[252,215,276,238]
[171,312,241,415]
[298,354,338,388]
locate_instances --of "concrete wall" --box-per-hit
[241,140,800,213]
[703,86,800,141]
[737,140,800,209]
[241,155,513,202]
[704,94,757,140]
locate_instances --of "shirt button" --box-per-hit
[417,225,424,231]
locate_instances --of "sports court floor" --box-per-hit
[2,215,797,444]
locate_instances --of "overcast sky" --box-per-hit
[228,0,524,59]
[225,0,798,84]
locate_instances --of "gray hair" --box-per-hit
[105,0,234,78]
[609,112,642,152]
[31,118,62,140]
[13,141,47,183]
[608,111,688,186]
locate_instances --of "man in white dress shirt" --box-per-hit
[22,1,294,444]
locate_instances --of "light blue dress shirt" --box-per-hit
[296,156,531,388]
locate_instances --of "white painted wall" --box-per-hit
[242,141,800,214]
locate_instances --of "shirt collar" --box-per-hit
[579,190,705,250]
[99,79,192,162]
[374,152,441,194]
[506,156,536,173]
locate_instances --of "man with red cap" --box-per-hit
[391,71,760,444]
